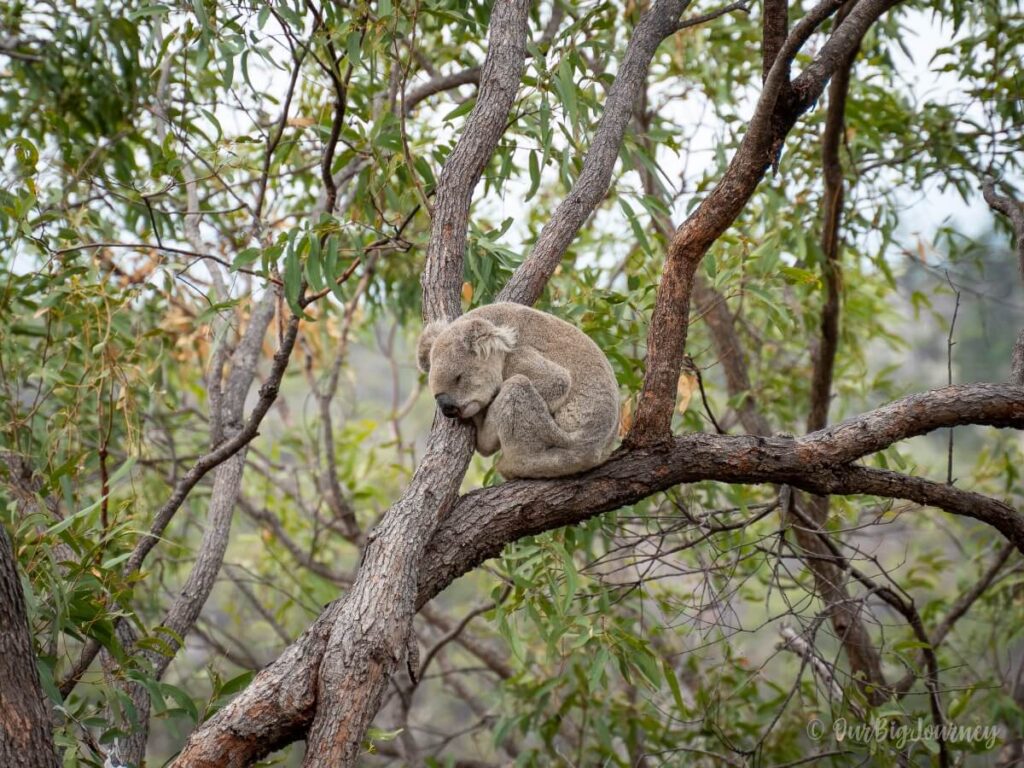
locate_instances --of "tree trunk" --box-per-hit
[0,524,60,768]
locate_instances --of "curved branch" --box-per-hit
[796,382,1024,465]
[630,0,905,444]
[403,66,482,114]
[421,387,1024,602]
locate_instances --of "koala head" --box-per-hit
[417,316,517,420]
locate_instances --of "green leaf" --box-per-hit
[557,56,578,127]
[283,236,304,317]
[526,150,540,201]
[306,233,326,293]
[233,247,261,269]
[779,266,820,286]
[664,659,687,714]
[442,98,476,122]
[7,138,39,171]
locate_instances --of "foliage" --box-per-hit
[0,0,1022,766]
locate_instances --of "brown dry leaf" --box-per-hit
[677,373,697,414]
[617,398,633,439]
[461,281,474,303]
[162,306,194,334]
[286,117,315,128]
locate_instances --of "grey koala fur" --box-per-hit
[417,303,619,479]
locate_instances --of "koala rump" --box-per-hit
[417,303,619,479]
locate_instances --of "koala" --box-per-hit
[417,302,619,479]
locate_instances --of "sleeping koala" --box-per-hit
[417,303,619,479]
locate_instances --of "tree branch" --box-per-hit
[403,66,482,114]
[629,0,904,444]
[761,0,789,76]
[981,178,1024,385]
[498,0,694,305]
[419,0,531,323]
[161,381,1024,765]
[292,2,533,765]
[807,7,855,434]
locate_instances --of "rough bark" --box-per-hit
[423,383,1024,599]
[762,0,789,76]
[0,524,60,768]
[418,0,531,324]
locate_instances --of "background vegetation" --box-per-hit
[1,0,1022,765]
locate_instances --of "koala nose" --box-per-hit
[435,393,460,419]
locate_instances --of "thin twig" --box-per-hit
[945,270,961,485]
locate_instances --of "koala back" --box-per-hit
[466,303,620,454]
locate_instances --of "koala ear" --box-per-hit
[417,320,448,373]
[466,318,517,359]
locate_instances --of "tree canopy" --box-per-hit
[1,0,1023,766]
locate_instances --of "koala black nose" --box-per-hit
[435,393,460,418]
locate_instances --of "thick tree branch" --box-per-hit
[795,382,1024,465]
[161,381,1024,765]
[174,0,533,756]
[629,0,904,444]
[419,1,531,323]
[761,0,789,76]
[498,0,694,305]
[422,384,1024,605]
